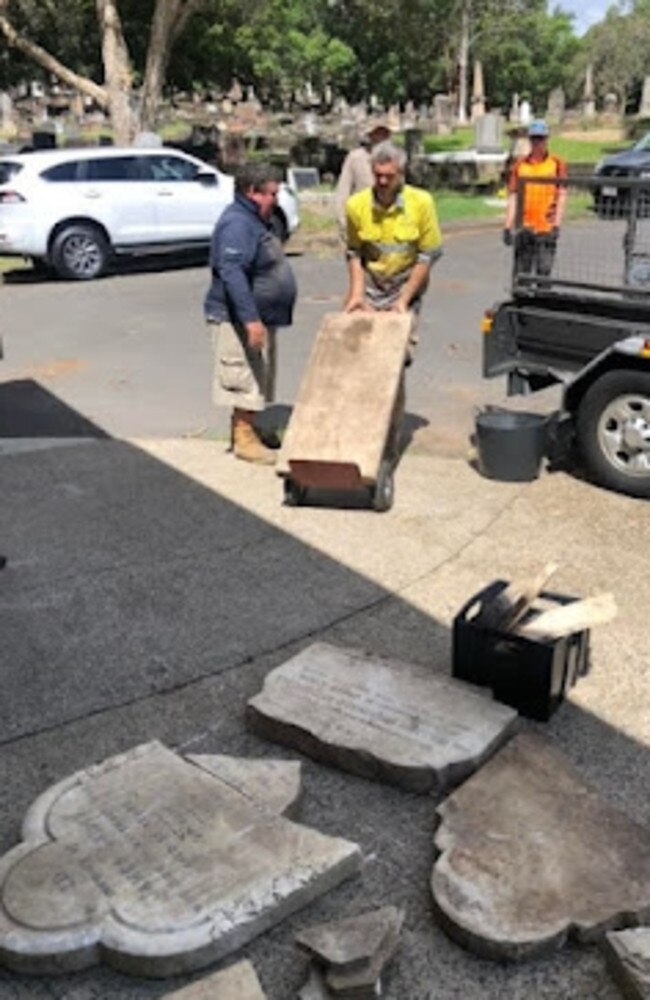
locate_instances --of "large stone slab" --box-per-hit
[165,959,267,998]
[432,733,650,961]
[0,742,361,977]
[247,642,518,793]
[602,928,650,1000]
[296,906,402,974]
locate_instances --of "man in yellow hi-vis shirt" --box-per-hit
[344,141,443,454]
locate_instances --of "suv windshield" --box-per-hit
[0,161,23,184]
[634,132,650,152]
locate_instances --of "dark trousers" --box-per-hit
[515,229,557,278]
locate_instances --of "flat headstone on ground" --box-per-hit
[165,959,267,998]
[0,742,361,977]
[296,906,402,974]
[432,733,650,962]
[602,928,650,1000]
[247,642,518,793]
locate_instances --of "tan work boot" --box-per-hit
[231,412,277,465]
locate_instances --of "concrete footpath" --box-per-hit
[0,436,648,1000]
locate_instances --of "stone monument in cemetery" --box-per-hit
[583,64,596,120]
[474,112,503,153]
[0,91,15,131]
[639,76,650,118]
[432,93,453,135]
[471,60,486,121]
[546,86,565,124]
[509,92,520,124]
[0,742,361,977]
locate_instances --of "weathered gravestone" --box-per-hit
[432,94,453,135]
[602,927,650,1000]
[165,959,267,999]
[0,742,361,977]
[474,113,503,153]
[640,77,650,119]
[546,86,565,124]
[247,642,518,794]
[431,733,650,962]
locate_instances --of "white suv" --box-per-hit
[0,147,299,280]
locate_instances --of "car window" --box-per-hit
[41,161,80,182]
[82,156,142,181]
[142,155,201,182]
[0,161,23,184]
[634,133,650,152]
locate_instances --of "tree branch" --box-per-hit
[0,8,108,107]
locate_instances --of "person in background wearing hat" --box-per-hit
[503,118,567,279]
[334,117,392,235]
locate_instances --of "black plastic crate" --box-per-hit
[452,580,591,721]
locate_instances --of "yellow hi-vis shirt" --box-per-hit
[345,184,442,302]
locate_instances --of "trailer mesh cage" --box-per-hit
[512,175,650,305]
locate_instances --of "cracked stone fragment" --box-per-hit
[602,928,650,1000]
[165,959,267,998]
[324,911,402,997]
[299,967,335,999]
[0,742,361,978]
[296,906,402,974]
[432,733,650,961]
[247,642,517,793]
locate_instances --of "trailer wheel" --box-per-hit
[576,370,650,498]
[283,478,307,506]
[370,460,394,512]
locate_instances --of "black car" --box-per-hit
[593,131,650,215]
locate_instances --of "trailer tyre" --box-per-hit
[370,460,395,512]
[283,478,307,506]
[576,370,650,498]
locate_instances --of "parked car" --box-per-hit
[593,131,650,216]
[0,147,299,279]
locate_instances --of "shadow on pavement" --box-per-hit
[0,384,645,1000]
[0,379,109,437]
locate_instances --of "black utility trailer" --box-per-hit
[483,174,650,499]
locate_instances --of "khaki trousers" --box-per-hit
[207,320,277,413]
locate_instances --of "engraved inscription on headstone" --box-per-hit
[0,743,361,977]
[247,642,517,793]
[432,734,650,961]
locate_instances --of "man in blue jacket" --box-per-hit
[204,163,297,464]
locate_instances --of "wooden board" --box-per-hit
[278,312,412,483]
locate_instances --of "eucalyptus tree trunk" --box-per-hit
[140,0,204,131]
[96,0,134,144]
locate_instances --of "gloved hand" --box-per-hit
[502,229,513,247]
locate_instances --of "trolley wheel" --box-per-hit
[370,459,394,512]
[283,477,307,506]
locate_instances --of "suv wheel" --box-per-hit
[51,224,110,280]
[576,370,650,498]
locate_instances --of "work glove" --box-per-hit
[502,229,513,247]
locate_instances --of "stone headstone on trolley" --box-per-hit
[474,113,503,153]
[0,742,361,977]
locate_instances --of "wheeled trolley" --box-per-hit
[277,311,412,511]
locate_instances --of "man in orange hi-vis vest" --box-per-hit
[503,119,567,278]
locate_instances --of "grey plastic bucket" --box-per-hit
[475,409,548,482]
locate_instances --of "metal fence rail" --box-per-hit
[512,175,650,305]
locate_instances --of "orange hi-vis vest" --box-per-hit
[508,153,567,234]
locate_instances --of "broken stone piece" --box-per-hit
[325,912,402,996]
[602,928,650,1000]
[299,966,336,999]
[247,642,517,793]
[432,733,650,961]
[296,905,401,974]
[165,959,267,998]
[0,741,361,977]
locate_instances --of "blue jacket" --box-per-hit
[204,194,296,328]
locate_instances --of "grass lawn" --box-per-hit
[435,189,503,222]
[549,136,628,163]
[0,256,30,274]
